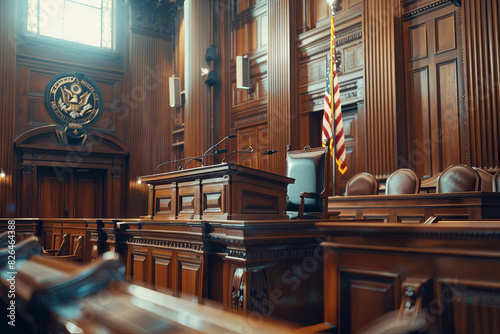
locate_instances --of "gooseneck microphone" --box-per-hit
[221,146,254,163]
[202,134,236,166]
[184,149,228,170]
[154,157,202,174]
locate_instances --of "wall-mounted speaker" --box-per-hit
[236,55,250,89]
[205,70,218,86]
[205,46,217,63]
[169,76,181,107]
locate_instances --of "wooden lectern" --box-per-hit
[140,163,294,221]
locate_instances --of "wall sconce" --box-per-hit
[137,176,142,184]
[236,55,250,89]
[0,168,5,178]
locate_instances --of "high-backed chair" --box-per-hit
[345,172,379,196]
[43,234,84,261]
[436,165,479,193]
[473,167,493,192]
[286,145,329,219]
[385,169,420,195]
[493,170,500,192]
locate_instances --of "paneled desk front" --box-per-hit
[328,191,500,222]
[140,163,294,221]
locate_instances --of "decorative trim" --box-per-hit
[126,0,176,36]
[336,32,363,48]
[112,169,121,178]
[21,165,33,175]
[228,245,318,260]
[231,268,245,312]
[127,237,204,252]
[336,25,362,39]
[335,11,362,26]
[403,0,451,19]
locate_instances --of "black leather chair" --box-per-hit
[385,169,420,195]
[286,145,330,219]
[436,165,479,193]
[345,172,379,196]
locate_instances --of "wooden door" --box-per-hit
[403,4,463,178]
[37,166,106,218]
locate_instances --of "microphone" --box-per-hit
[221,146,254,163]
[154,157,202,174]
[262,150,279,155]
[202,134,236,166]
[184,149,228,170]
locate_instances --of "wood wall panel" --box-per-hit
[463,0,500,169]
[267,0,299,175]
[363,0,400,177]
[125,33,172,217]
[184,0,213,166]
[403,4,463,177]
[0,0,16,217]
[437,60,461,169]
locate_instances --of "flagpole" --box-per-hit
[329,3,337,196]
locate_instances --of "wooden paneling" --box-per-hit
[463,0,500,169]
[363,0,400,178]
[403,3,463,177]
[267,0,299,174]
[125,32,172,217]
[178,257,202,296]
[130,249,148,284]
[152,252,174,292]
[0,0,16,217]
[183,0,213,167]
[235,123,268,169]
[340,271,398,334]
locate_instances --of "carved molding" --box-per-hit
[231,268,245,312]
[335,11,362,26]
[228,245,318,260]
[126,0,177,36]
[21,165,33,175]
[403,0,451,19]
[127,236,204,251]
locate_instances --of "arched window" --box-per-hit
[27,0,114,49]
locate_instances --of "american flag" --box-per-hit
[322,15,347,175]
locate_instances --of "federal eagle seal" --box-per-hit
[44,72,103,144]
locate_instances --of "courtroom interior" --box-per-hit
[1,0,500,333]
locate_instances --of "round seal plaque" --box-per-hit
[44,72,103,140]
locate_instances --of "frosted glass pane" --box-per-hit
[38,0,64,39]
[27,0,39,33]
[63,2,101,47]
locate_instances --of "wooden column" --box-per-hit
[0,0,16,217]
[184,0,214,163]
[125,1,175,217]
[462,0,500,169]
[267,0,299,175]
[362,0,401,177]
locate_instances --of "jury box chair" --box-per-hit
[345,172,379,196]
[286,145,330,219]
[436,164,479,193]
[385,168,421,195]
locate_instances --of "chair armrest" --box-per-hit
[299,192,322,199]
[43,249,59,254]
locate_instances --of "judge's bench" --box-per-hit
[2,163,500,333]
